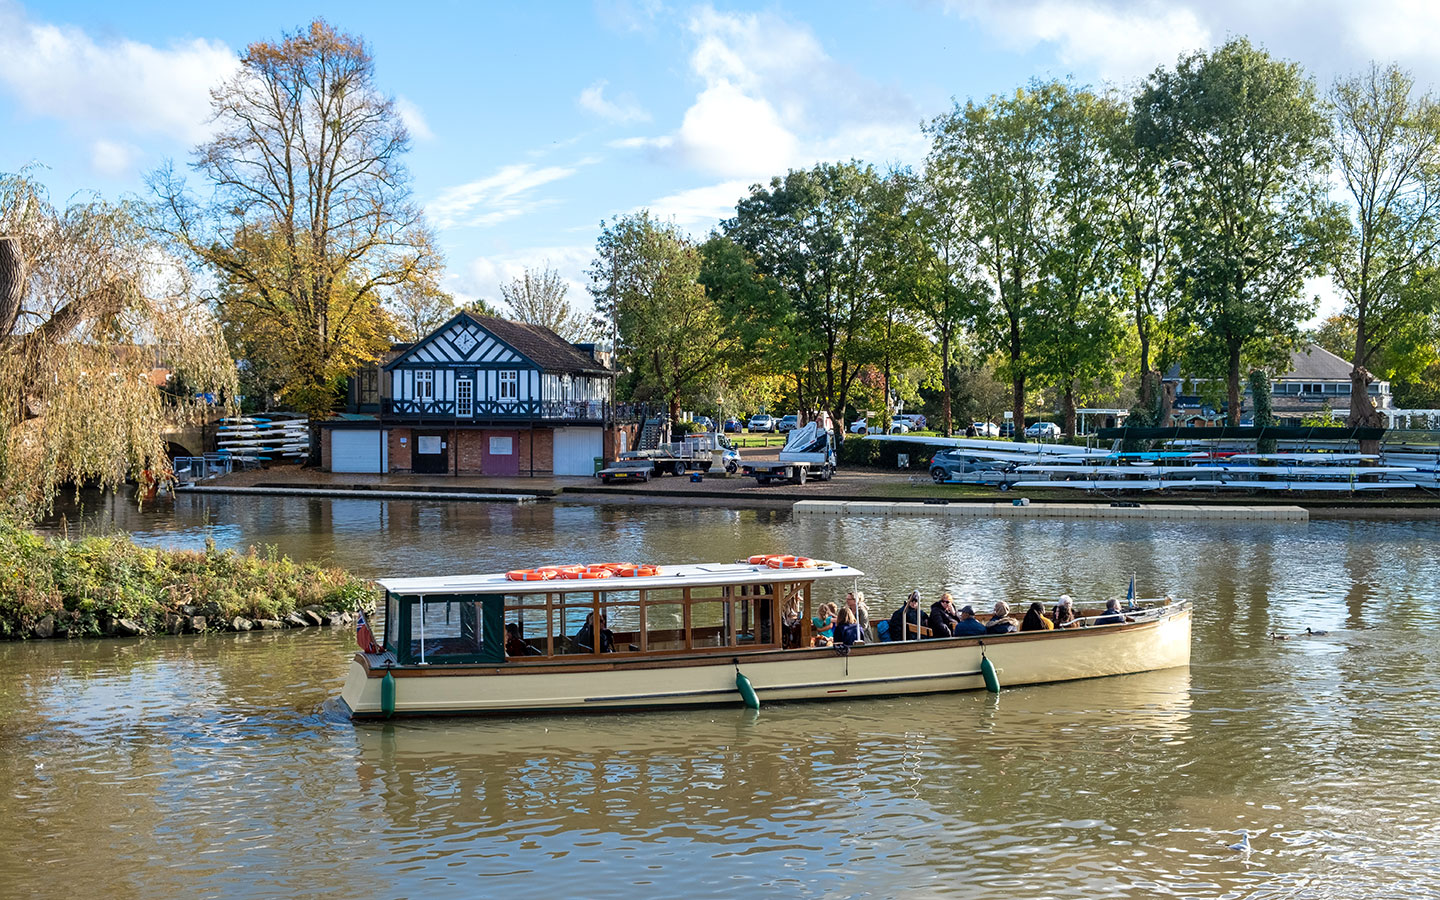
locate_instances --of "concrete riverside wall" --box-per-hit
[792,500,1309,521]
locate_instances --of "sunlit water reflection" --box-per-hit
[3,493,1438,898]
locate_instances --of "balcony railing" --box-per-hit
[383,398,607,422]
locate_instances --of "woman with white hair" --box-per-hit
[1052,595,1077,628]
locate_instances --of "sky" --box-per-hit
[7,0,1440,319]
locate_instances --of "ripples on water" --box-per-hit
[4,496,1439,898]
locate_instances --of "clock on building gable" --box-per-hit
[451,327,478,355]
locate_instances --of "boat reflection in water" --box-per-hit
[348,668,1195,893]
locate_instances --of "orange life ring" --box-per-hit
[611,564,659,577]
[765,555,816,569]
[506,569,553,581]
[748,554,779,565]
[561,565,613,579]
[537,565,583,579]
[598,562,637,573]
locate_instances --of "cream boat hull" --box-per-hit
[341,606,1191,718]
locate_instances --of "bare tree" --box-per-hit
[501,265,594,342]
[388,275,455,342]
[150,19,437,415]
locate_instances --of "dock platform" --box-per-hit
[793,500,1308,521]
[176,485,539,503]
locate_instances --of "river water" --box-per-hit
[4,493,1439,898]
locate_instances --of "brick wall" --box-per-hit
[320,429,333,471]
[456,430,484,474]
[526,427,553,475]
[388,427,412,473]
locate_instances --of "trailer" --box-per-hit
[741,422,835,485]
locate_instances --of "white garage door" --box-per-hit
[553,427,602,476]
[331,429,388,473]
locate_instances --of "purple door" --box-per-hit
[482,431,520,476]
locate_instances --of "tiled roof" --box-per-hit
[460,313,612,376]
[1278,344,1353,381]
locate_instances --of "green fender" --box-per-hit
[381,669,397,718]
[981,655,1000,694]
[735,670,760,710]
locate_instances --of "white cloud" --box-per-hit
[89,138,140,176]
[613,5,924,181]
[0,2,237,142]
[454,244,596,312]
[946,1,1209,84]
[395,95,434,141]
[645,179,753,229]
[578,80,650,123]
[430,162,584,229]
[944,1,1440,89]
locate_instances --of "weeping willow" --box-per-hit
[0,170,237,518]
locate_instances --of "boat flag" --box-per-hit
[357,610,380,654]
[1126,574,1136,609]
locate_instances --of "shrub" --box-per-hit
[0,521,378,640]
[839,437,953,470]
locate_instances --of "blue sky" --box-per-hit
[6,0,1440,317]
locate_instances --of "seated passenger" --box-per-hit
[846,591,875,643]
[812,602,836,642]
[1052,595,1077,628]
[782,596,803,649]
[930,592,961,638]
[888,592,929,641]
[573,612,615,652]
[985,601,1018,634]
[953,605,987,636]
[1092,598,1129,626]
[1020,601,1054,632]
[504,622,534,657]
[834,607,863,646]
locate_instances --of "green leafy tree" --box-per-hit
[1330,63,1440,428]
[720,162,890,444]
[927,81,1091,441]
[1031,87,1130,435]
[150,20,438,416]
[589,212,735,420]
[1135,39,1342,424]
[388,274,456,343]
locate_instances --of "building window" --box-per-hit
[499,370,518,401]
[416,370,434,400]
[359,368,379,405]
[457,379,473,417]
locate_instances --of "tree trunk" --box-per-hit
[0,236,25,340]
[1226,341,1242,426]
[1136,297,1151,408]
[1012,374,1026,443]
[940,327,952,436]
[1063,386,1076,436]
[1159,379,1176,428]
[1349,366,1383,455]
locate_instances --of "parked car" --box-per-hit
[867,421,909,435]
[777,414,800,432]
[849,417,869,434]
[1025,421,1061,438]
[999,421,1016,437]
[723,417,743,433]
[929,450,1019,489]
[969,421,1000,437]
[690,416,716,432]
[896,413,927,431]
[747,414,776,432]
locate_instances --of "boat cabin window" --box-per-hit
[642,588,686,652]
[392,594,503,665]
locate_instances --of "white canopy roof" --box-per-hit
[377,560,864,596]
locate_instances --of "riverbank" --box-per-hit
[0,522,374,640]
[187,465,1440,516]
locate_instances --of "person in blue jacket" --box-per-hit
[953,605,987,636]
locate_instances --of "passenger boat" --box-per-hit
[339,558,1192,718]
